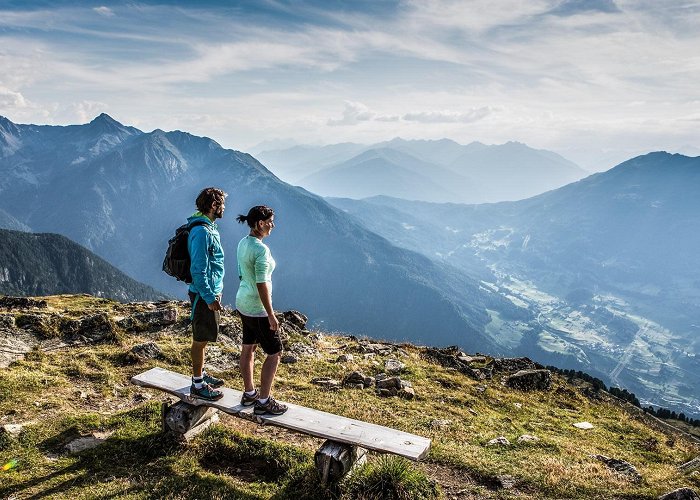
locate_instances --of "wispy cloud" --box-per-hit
[0,1,698,168]
[93,6,114,17]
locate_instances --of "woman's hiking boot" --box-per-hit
[240,389,259,406]
[190,382,223,401]
[254,396,288,415]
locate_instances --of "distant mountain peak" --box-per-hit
[90,113,122,126]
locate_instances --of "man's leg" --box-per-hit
[259,352,281,400]
[192,340,207,378]
[240,344,257,393]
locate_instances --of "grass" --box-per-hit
[1,294,700,499]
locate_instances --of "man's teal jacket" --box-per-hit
[187,212,225,305]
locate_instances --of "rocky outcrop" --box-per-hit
[658,488,700,500]
[421,346,492,380]
[504,369,552,391]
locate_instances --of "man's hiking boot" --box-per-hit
[254,396,288,416]
[240,389,259,407]
[190,383,223,401]
[203,372,224,389]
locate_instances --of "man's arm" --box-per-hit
[189,228,217,305]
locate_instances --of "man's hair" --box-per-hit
[236,205,274,228]
[195,187,227,213]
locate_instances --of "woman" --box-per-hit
[235,205,288,415]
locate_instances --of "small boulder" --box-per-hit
[487,437,511,447]
[429,419,452,429]
[658,488,700,500]
[343,371,373,388]
[517,434,539,443]
[337,353,354,363]
[1,423,24,437]
[398,387,415,399]
[126,341,163,362]
[492,357,537,373]
[679,457,700,472]
[573,422,595,430]
[385,359,406,374]
[65,431,113,454]
[311,377,341,390]
[376,376,403,390]
[281,354,298,364]
[505,369,551,391]
[592,454,642,482]
[282,310,308,330]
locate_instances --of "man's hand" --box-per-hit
[208,299,221,311]
[268,314,279,331]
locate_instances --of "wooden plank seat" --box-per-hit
[131,367,431,461]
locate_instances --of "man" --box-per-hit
[187,187,227,400]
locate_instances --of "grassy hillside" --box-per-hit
[1,295,699,499]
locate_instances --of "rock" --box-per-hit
[65,431,113,453]
[1,424,24,437]
[0,315,15,328]
[126,341,163,362]
[336,353,354,363]
[385,359,406,374]
[203,346,240,372]
[343,371,373,388]
[679,457,700,472]
[281,354,298,364]
[429,419,452,429]
[592,454,642,482]
[311,377,341,390]
[468,408,478,416]
[492,357,537,373]
[358,341,394,355]
[376,376,403,390]
[504,369,551,391]
[495,475,517,489]
[513,403,522,409]
[474,385,486,393]
[517,434,539,443]
[422,346,492,380]
[282,310,308,330]
[487,437,511,447]
[363,353,376,359]
[307,333,323,342]
[286,342,319,358]
[63,313,117,341]
[117,308,177,331]
[457,354,487,364]
[658,488,700,500]
[0,296,48,309]
[376,388,394,397]
[398,387,415,399]
[573,422,594,430]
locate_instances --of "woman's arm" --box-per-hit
[256,282,279,331]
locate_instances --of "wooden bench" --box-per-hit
[131,367,431,481]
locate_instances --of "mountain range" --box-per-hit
[329,152,700,416]
[0,228,166,301]
[0,114,517,352]
[255,137,588,203]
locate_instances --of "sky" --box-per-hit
[1,0,699,171]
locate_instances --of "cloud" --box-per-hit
[0,87,28,109]
[328,101,399,126]
[93,6,115,17]
[403,108,492,123]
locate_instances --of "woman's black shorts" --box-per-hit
[239,313,283,355]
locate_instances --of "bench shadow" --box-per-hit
[0,431,259,500]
